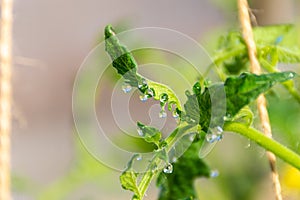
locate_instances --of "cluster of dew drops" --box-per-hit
[122,79,220,176]
[121,79,181,174]
[122,78,180,120]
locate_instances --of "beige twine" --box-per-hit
[237,0,282,200]
[0,0,13,199]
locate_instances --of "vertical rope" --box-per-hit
[0,0,13,199]
[237,0,283,200]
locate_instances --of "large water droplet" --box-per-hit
[206,126,223,143]
[137,127,144,136]
[172,109,179,118]
[122,83,132,93]
[159,110,167,118]
[210,169,219,178]
[163,163,173,174]
[139,94,148,102]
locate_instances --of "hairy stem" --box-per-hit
[224,122,300,170]
[238,0,282,199]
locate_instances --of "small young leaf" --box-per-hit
[120,154,141,199]
[225,71,297,117]
[120,171,140,198]
[105,25,142,86]
[214,25,300,75]
[137,122,162,148]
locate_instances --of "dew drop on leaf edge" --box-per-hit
[146,88,154,97]
[139,94,148,102]
[137,127,144,136]
[189,133,196,142]
[159,110,167,118]
[136,155,142,161]
[206,126,223,143]
[172,109,179,118]
[288,72,295,78]
[171,157,177,163]
[210,169,219,178]
[121,83,132,93]
[163,163,173,174]
[138,78,148,92]
[160,93,168,103]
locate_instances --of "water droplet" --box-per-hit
[223,113,232,121]
[190,118,196,123]
[138,79,148,92]
[172,109,179,118]
[206,126,223,143]
[206,134,217,143]
[122,83,132,93]
[163,163,173,174]
[172,157,177,163]
[160,93,168,103]
[189,133,196,142]
[151,163,158,173]
[193,82,201,94]
[137,127,144,136]
[138,79,147,87]
[288,72,295,78]
[245,139,251,148]
[210,169,219,178]
[146,88,155,97]
[275,35,283,44]
[159,110,167,118]
[139,94,148,102]
[136,155,142,161]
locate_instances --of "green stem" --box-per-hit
[224,122,300,170]
[136,124,194,199]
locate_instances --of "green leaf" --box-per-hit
[120,171,140,198]
[105,25,142,86]
[157,140,210,200]
[184,82,225,132]
[184,85,213,132]
[213,31,248,75]
[137,122,162,148]
[253,25,300,64]
[120,154,141,199]
[213,25,300,76]
[104,25,182,110]
[225,71,297,117]
[184,72,296,131]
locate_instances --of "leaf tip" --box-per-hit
[105,24,116,39]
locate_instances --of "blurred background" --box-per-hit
[11,0,300,199]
